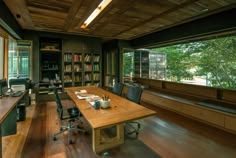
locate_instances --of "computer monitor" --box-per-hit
[0,79,8,97]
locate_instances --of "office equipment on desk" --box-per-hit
[11,85,25,92]
[12,91,23,97]
[65,86,156,153]
[9,78,29,91]
[9,78,30,107]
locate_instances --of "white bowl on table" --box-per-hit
[99,100,110,109]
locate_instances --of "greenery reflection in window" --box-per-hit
[152,35,236,89]
[8,39,31,79]
[123,35,236,89]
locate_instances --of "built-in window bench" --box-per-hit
[132,78,236,134]
[197,100,236,115]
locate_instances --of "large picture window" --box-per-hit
[123,34,236,89]
[8,39,32,79]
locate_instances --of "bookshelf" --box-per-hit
[92,54,100,86]
[39,38,62,96]
[74,53,83,87]
[63,52,73,87]
[62,52,101,87]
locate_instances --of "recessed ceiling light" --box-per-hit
[81,0,112,29]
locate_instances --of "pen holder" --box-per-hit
[100,99,110,109]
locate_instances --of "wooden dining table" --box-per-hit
[65,86,156,153]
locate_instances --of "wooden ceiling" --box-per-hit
[3,0,236,40]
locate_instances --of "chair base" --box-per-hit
[53,119,86,144]
[125,121,141,137]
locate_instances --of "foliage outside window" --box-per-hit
[123,35,236,90]
[8,39,31,79]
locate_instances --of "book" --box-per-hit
[76,93,96,99]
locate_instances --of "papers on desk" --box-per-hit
[75,89,87,94]
[76,93,96,99]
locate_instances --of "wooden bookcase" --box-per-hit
[62,51,101,87]
[38,38,62,95]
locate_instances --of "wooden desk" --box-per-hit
[65,86,156,153]
[0,91,27,158]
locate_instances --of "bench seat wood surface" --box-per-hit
[133,78,236,134]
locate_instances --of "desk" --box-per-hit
[0,91,27,158]
[65,86,156,153]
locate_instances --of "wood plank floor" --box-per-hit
[2,104,36,158]
[3,100,236,158]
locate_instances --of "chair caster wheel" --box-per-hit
[53,136,57,141]
[77,125,83,129]
[138,124,141,128]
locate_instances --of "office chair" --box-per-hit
[112,82,124,96]
[126,85,143,137]
[52,87,86,144]
[0,79,8,97]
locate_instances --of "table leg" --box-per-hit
[92,124,124,153]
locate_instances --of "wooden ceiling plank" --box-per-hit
[26,0,71,13]
[63,0,83,31]
[31,16,64,25]
[28,6,67,19]
[114,0,199,39]
[3,0,34,29]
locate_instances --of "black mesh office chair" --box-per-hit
[52,87,85,144]
[112,82,124,96]
[126,86,143,137]
[0,79,8,97]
